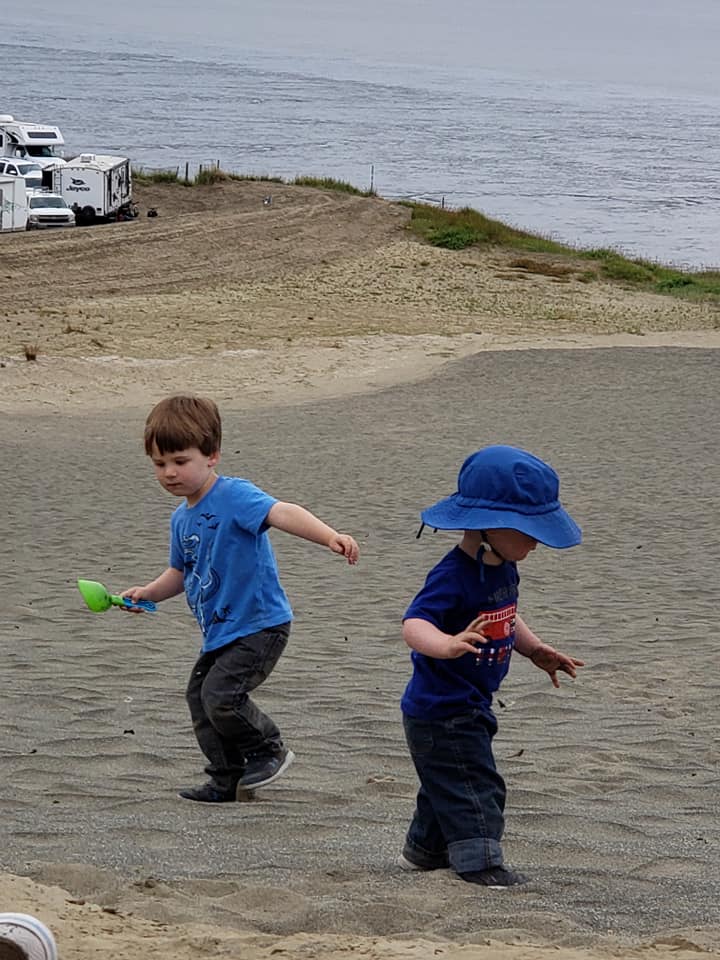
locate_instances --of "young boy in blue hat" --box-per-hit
[400,445,583,887]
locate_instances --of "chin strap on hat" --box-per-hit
[481,529,508,563]
[415,522,439,539]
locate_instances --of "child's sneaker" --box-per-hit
[459,865,528,888]
[237,747,295,791]
[178,781,236,803]
[398,852,448,871]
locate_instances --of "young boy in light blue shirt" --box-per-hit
[123,394,359,803]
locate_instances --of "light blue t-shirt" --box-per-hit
[169,475,293,652]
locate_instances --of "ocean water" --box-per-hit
[3,0,720,267]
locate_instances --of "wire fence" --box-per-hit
[131,160,455,209]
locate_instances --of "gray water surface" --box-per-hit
[4,0,720,267]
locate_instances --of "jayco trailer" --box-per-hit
[49,154,134,224]
[0,115,66,168]
[0,174,28,231]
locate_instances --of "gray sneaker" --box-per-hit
[237,747,295,792]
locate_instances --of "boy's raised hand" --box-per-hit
[529,643,584,687]
[328,532,360,565]
[402,616,492,660]
[445,616,492,659]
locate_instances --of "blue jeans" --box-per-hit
[402,709,506,873]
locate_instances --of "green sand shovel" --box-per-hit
[77,579,157,614]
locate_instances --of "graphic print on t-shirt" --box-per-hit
[181,529,223,634]
[474,602,516,667]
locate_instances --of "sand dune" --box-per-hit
[2,346,719,959]
[2,181,719,959]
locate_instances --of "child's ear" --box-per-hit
[209,450,221,467]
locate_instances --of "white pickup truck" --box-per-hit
[25,189,75,230]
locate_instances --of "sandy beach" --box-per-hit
[1,181,719,959]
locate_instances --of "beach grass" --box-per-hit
[132,167,375,195]
[290,175,376,196]
[132,167,182,184]
[405,202,569,254]
[406,202,720,302]
[580,247,720,299]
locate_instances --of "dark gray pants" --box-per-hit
[185,623,290,791]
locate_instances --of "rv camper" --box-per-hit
[49,154,135,224]
[0,115,66,168]
[0,174,28,231]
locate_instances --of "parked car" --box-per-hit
[25,190,75,229]
[0,158,43,190]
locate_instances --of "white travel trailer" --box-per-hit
[49,154,135,224]
[0,173,28,231]
[0,115,66,168]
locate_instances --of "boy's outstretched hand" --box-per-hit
[529,643,584,687]
[328,533,360,565]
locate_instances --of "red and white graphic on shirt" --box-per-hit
[474,602,516,666]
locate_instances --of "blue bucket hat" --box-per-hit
[421,445,581,548]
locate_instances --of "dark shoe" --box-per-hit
[398,852,448,871]
[178,781,236,803]
[398,853,429,871]
[459,865,528,888]
[237,747,295,791]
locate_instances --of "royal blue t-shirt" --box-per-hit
[401,546,519,721]
[169,475,292,652]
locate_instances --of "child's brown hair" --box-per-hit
[144,395,222,456]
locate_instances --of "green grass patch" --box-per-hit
[228,172,284,183]
[427,226,482,250]
[406,203,568,254]
[291,175,376,197]
[407,202,720,304]
[590,254,657,284]
[580,248,720,299]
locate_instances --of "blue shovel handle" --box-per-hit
[120,597,157,613]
